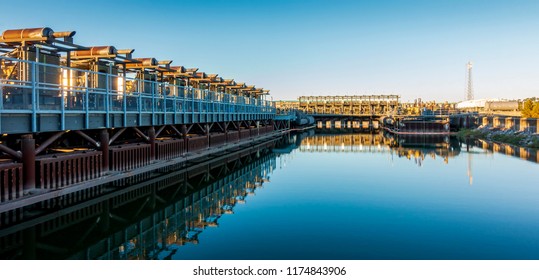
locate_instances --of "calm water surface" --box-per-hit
[1,132,538,259]
[171,133,539,260]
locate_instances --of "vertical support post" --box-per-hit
[180,124,188,140]
[148,126,156,160]
[151,76,156,126]
[138,77,142,126]
[100,129,109,172]
[191,87,195,122]
[21,134,36,192]
[85,72,90,129]
[31,60,38,132]
[180,124,188,155]
[60,86,66,131]
[173,84,177,124]
[122,65,127,127]
[105,64,111,128]
[163,82,167,124]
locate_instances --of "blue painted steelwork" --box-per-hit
[0,56,276,134]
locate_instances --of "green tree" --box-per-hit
[522,99,535,117]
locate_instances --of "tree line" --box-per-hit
[521,98,539,118]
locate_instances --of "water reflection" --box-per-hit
[0,140,278,260]
[300,133,461,165]
[299,132,539,165]
[1,131,537,260]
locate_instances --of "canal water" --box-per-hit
[1,132,538,259]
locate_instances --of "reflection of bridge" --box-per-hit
[298,133,461,166]
[0,139,277,259]
[299,134,391,153]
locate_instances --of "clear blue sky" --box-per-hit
[2,0,538,102]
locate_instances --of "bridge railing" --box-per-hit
[0,56,276,131]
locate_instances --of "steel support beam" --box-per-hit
[109,128,127,145]
[35,131,65,155]
[0,143,22,160]
[74,130,100,148]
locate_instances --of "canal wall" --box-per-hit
[0,125,285,211]
[479,115,539,133]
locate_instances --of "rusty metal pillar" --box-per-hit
[21,134,35,192]
[100,130,109,172]
[148,126,156,160]
[180,125,188,154]
[180,124,188,139]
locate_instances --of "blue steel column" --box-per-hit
[31,60,37,132]
[138,78,142,126]
[122,73,127,127]
[105,65,111,128]
[85,72,90,129]
[151,79,155,125]
[173,85,177,124]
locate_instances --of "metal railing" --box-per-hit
[0,56,276,132]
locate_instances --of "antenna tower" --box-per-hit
[466,61,474,100]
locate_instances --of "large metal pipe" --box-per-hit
[52,31,76,38]
[158,60,172,66]
[117,49,134,55]
[72,46,118,57]
[136,57,157,66]
[1,27,53,41]
[117,49,134,59]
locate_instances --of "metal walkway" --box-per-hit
[0,55,275,134]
